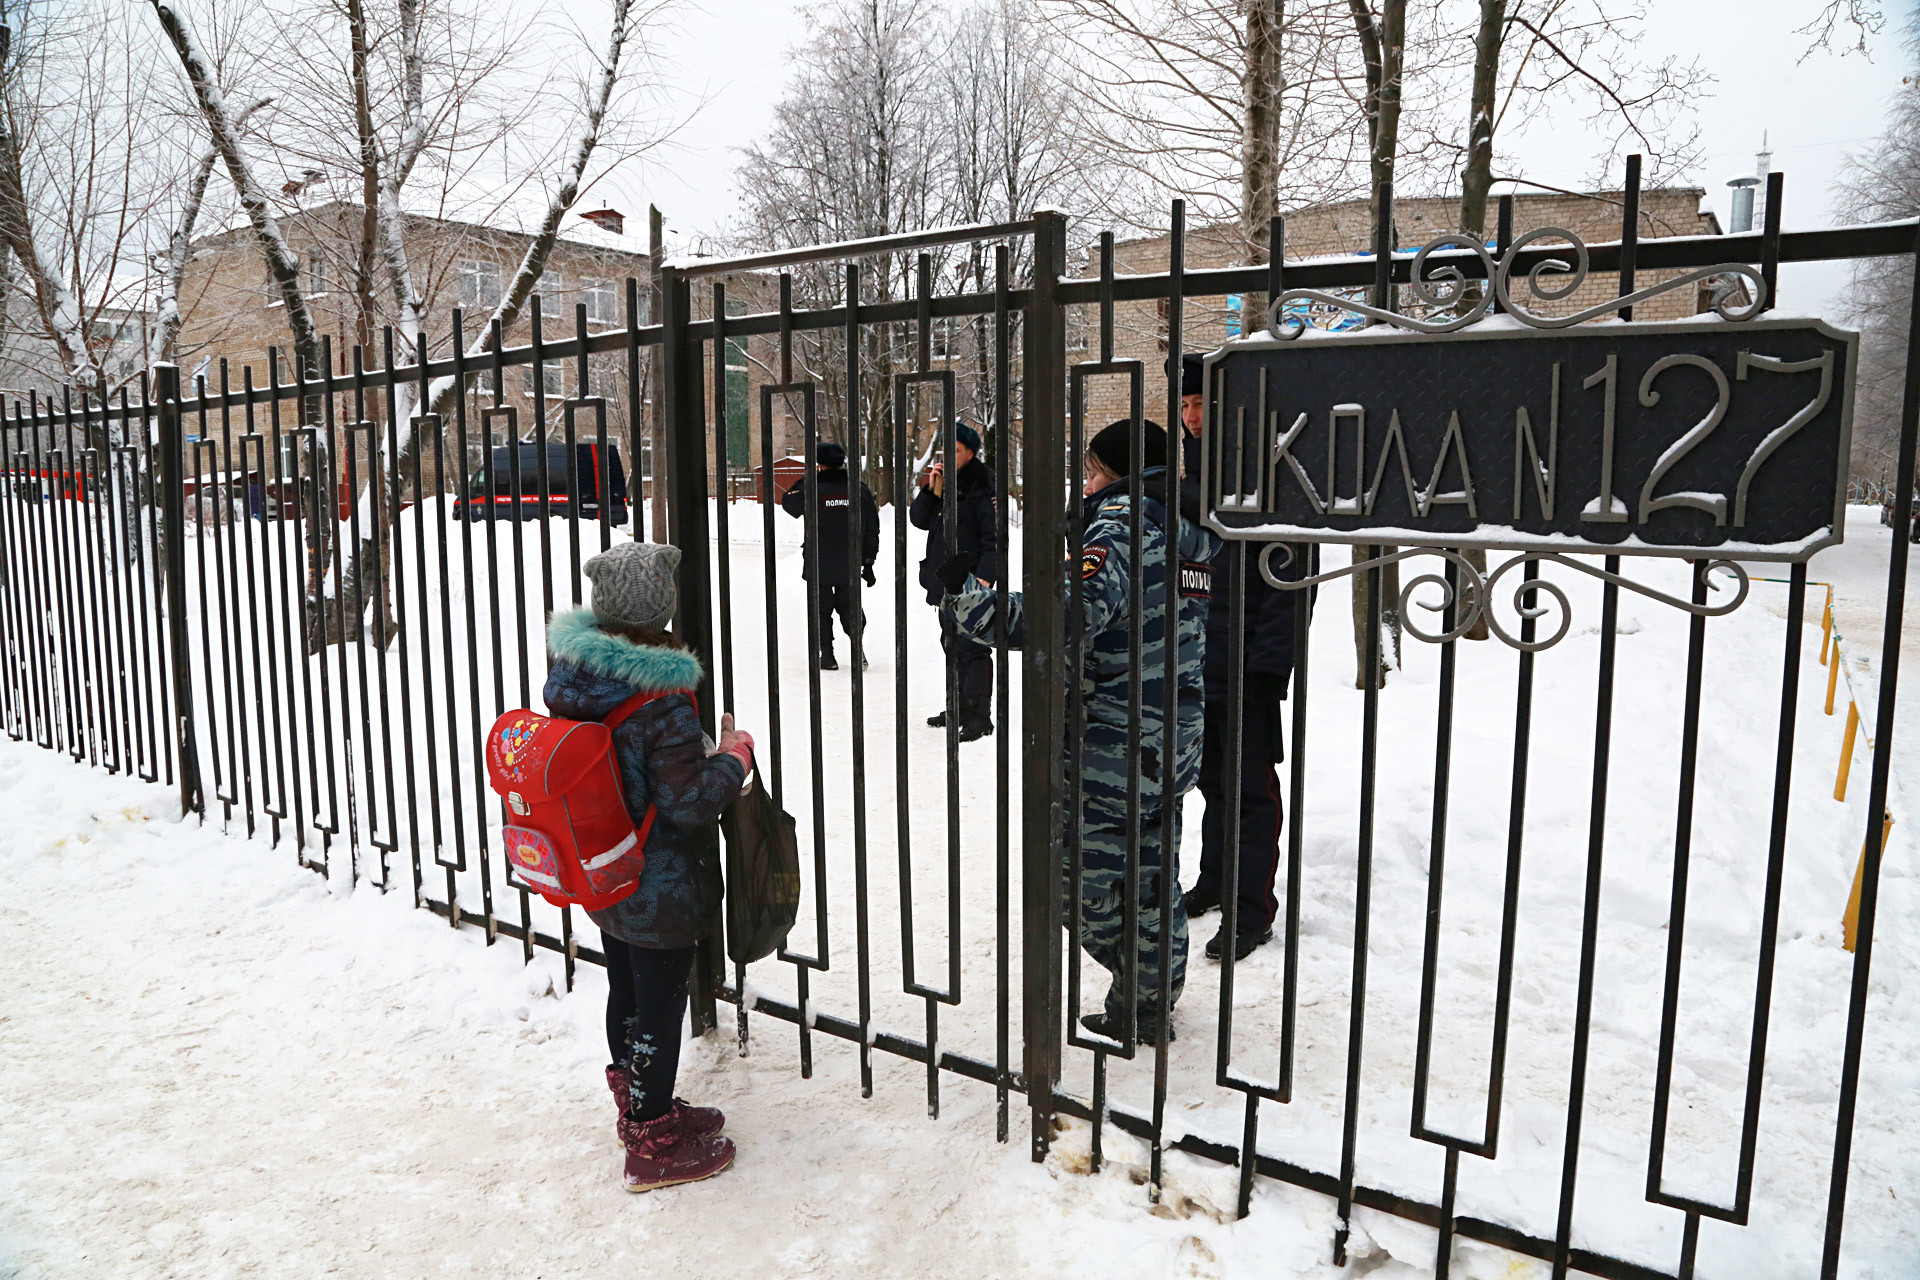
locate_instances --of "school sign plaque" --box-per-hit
[1199,313,1857,564]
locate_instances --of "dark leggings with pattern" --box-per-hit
[602,937,697,1122]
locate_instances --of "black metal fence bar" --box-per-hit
[844,261,877,1098]
[1822,223,1920,1280]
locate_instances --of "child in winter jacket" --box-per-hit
[543,539,754,1193]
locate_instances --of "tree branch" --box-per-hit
[149,0,323,395]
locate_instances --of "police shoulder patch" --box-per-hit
[1080,545,1109,579]
[1180,560,1212,598]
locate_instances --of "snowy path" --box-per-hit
[0,741,1419,1280]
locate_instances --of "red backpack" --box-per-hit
[484,690,682,911]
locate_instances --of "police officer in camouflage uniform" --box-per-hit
[941,419,1216,1043]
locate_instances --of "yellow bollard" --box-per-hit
[1821,590,1833,665]
[1844,812,1895,953]
[1826,638,1842,715]
[1836,702,1861,801]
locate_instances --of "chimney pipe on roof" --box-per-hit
[1727,173,1761,233]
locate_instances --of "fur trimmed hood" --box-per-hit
[546,607,703,692]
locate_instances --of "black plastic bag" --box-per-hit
[722,765,800,964]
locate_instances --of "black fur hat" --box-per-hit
[1088,419,1167,478]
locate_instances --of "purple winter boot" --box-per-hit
[620,1111,736,1192]
[606,1066,724,1142]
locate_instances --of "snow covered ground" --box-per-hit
[4,498,1919,1278]
[0,741,1433,1280]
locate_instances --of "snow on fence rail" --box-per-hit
[4,172,1920,1280]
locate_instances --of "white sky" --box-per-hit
[565,0,1913,310]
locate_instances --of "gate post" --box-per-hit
[153,363,203,819]
[660,268,723,1034]
[1021,209,1069,1159]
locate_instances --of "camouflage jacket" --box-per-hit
[948,467,1217,806]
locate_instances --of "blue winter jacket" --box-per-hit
[542,608,745,949]
[948,466,1216,812]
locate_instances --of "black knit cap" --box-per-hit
[1088,418,1167,479]
[1179,352,1204,396]
[812,441,847,468]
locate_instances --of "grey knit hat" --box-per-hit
[584,540,681,631]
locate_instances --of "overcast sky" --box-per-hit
[569,0,1915,311]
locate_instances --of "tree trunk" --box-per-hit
[1458,0,1505,253]
[1453,0,1505,640]
[156,98,271,366]
[349,0,380,351]
[323,0,635,653]
[1350,545,1400,690]
[0,27,97,390]
[1347,0,1406,687]
[151,1,324,419]
[1240,0,1283,325]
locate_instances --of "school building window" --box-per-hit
[583,279,618,325]
[459,259,502,309]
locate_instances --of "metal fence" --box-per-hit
[3,160,1917,1280]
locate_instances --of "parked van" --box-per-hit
[454,441,629,525]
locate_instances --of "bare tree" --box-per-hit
[1348,0,1405,269]
[151,0,325,403]
[1836,9,1920,486]
[1800,0,1885,59]
[0,22,88,387]
[349,0,383,349]
[257,0,531,364]
[1465,2,1708,197]
[1458,0,1504,253]
[151,0,669,646]
[0,1,182,402]
[1438,2,1710,643]
[312,0,658,651]
[736,0,947,504]
[1037,0,1368,260]
[936,0,1086,472]
[414,0,650,425]
[155,95,270,365]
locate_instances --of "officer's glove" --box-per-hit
[862,563,876,587]
[934,553,973,596]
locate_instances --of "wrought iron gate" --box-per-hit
[2,157,1916,1280]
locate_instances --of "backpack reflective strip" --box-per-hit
[583,831,639,869]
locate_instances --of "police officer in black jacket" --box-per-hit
[781,441,879,670]
[1177,352,1315,962]
[910,421,1000,741]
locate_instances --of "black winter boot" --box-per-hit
[957,695,993,742]
[1079,1008,1175,1046]
[1205,924,1273,962]
[1183,883,1221,919]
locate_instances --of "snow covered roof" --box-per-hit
[192,200,654,270]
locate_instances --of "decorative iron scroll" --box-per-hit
[1263,226,1768,339]
[1258,542,1750,652]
